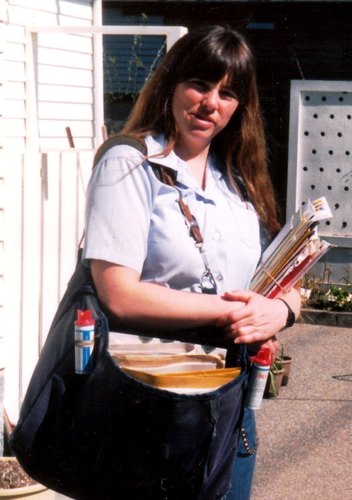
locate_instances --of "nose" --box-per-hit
[201,89,219,110]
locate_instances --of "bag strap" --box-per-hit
[93,134,147,168]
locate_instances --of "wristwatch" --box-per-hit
[278,298,296,328]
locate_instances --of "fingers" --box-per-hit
[263,338,281,360]
[248,338,281,363]
[233,329,271,345]
[222,290,254,304]
[217,291,259,329]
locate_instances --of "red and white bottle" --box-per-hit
[74,309,95,374]
[245,348,271,410]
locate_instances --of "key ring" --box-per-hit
[200,268,218,295]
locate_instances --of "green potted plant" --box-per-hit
[264,360,284,398]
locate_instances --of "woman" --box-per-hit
[83,25,301,499]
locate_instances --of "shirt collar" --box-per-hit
[144,134,201,191]
[144,134,231,199]
[144,134,179,172]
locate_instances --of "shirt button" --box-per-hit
[213,232,221,241]
[217,273,224,281]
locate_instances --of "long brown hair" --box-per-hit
[122,25,280,236]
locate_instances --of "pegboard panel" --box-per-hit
[287,80,352,247]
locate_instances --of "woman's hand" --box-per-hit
[215,288,301,345]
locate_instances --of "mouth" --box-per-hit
[191,112,214,125]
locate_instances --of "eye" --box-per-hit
[220,88,238,100]
[188,79,209,92]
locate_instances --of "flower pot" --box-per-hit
[0,482,50,499]
[277,356,292,386]
[0,458,54,499]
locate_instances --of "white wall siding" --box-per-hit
[3,0,97,151]
[7,0,92,24]
[7,5,61,25]
[3,21,26,147]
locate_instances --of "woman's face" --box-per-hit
[172,78,239,153]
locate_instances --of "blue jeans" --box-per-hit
[225,408,257,500]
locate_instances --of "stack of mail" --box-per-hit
[249,196,333,298]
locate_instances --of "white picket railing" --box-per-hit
[2,149,94,423]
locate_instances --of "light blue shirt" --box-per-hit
[83,134,261,294]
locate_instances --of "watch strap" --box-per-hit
[277,298,295,328]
